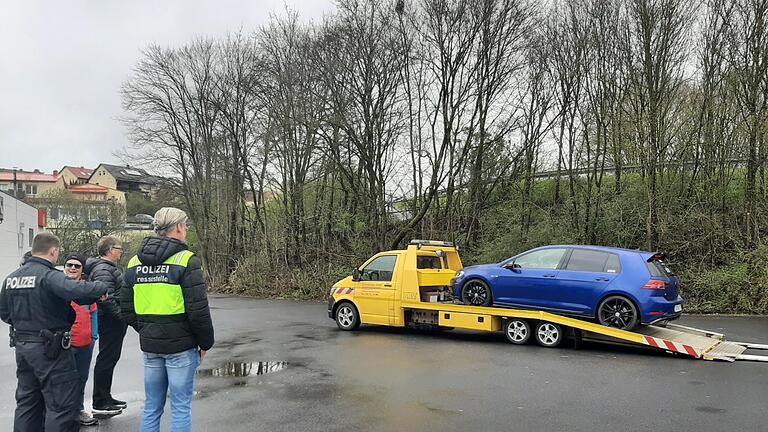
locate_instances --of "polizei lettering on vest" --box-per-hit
[5,276,37,289]
[136,265,171,275]
[135,264,172,284]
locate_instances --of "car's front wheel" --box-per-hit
[597,295,639,330]
[461,279,493,306]
[335,302,360,331]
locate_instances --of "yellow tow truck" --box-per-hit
[328,240,768,362]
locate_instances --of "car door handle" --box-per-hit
[384,284,392,287]
[543,274,556,278]
[595,277,610,282]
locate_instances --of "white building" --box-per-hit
[0,191,44,277]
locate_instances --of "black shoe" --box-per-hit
[92,405,123,418]
[109,397,128,409]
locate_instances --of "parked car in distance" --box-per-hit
[452,245,682,330]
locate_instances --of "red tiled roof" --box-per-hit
[0,171,59,182]
[68,184,108,194]
[63,166,94,179]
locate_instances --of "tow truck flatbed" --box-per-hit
[328,240,768,362]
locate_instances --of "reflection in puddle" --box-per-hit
[197,361,289,377]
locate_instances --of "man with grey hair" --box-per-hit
[122,207,214,432]
[86,235,127,416]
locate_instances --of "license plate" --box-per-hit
[674,304,682,313]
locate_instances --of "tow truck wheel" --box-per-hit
[461,279,493,306]
[534,322,563,347]
[504,319,531,345]
[335,302,360,331]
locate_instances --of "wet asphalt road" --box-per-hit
[0,295,766,431]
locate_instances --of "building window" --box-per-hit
[24,184,37,195]
[28,229,33,247]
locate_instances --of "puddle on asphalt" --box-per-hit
[197,361,289,377]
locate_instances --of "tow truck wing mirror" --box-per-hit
[352,268,361,282]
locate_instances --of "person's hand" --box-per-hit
[99,294,108,302]
[199,350,206,362]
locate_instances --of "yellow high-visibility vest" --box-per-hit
[127,250,194,315]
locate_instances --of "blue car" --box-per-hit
[453,245,682,330]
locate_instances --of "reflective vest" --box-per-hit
[127,250,195,316]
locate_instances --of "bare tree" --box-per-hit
[622,0,693,250]
[722,0,768,247]
[122,39,226,280]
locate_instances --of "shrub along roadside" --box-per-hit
[681,246,768,314]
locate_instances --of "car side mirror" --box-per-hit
[352,268,361,282]
[504,262,521,271]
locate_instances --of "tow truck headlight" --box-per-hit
[329,287,336,297]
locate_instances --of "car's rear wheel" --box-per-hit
[461,279,493,306]
[534,322,563,347]
[597,295,639,330]
[335,302,360,331]
[504,319,531,345]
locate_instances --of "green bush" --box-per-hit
[227,253,355,300]
[682,246,768,314]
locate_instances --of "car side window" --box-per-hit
[360,255,398,282]
[565,249,620,273]
[514,248,566,270]
[604,254,621,273]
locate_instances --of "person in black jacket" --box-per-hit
[1,232,108,432]
[87,235,127,416]
[122,207,214,432]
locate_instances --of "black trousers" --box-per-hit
[92,315,127,407]
[14,341,80,432]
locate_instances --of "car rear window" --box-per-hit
[565,249,619,273]
[647,259,675,277]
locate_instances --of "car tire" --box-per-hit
[461,279,493,306]
[597,295,639,330]
[504,319,531,345]
[335,302,360,331]
[534,321,563,347]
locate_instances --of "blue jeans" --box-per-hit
[140,348,200,432]
[72,343,95,412]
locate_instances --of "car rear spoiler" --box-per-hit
[646,252,668,262]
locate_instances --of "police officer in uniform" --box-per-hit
[0,233,108,432]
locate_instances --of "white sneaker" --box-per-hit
[79,411,99,426]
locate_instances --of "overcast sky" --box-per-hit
[0,0,334,173]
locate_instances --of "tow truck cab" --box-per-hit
[328,240,463,327]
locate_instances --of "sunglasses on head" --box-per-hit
[65,262,82,269]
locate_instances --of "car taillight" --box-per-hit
[643,280,668,290]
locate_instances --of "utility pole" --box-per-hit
[12,167,18,198]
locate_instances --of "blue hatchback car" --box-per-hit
[453,245,683,330]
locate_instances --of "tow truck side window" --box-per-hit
[360,255,398,282]
[417,255,442,269]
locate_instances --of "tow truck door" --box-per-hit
[354,254,398,325]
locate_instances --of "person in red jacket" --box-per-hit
[64,253,111,426]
